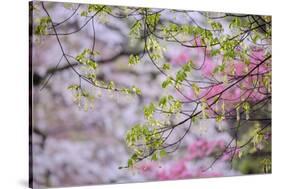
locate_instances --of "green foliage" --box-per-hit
[183,61,192,72]
[174,61,193,87]
[175,70,187,85]
[129,20,142,38]
[233,156,271,174]
[67,84,95,111]
[146,37,163,60]
[125,123,164,167]
[251,123,265,148]
[131,85,142,95]
[126,124,146,147]
[128,54,140,65]
[88,5,110,13]
[76,49,98,70]
[146,12,160,31]
[120,85,142,95]
[162,63,171,70]
[229,17,241,29]
[57,5,271,169]
[261,158,271,173]
[35,16,51,35]
[162,23,180,37]
[242,101,250,120]
[151,152,158,161]
[158,95,182,113]
[81,5,111,17]
[106,81,114,90]
[170,100,182,113]
[158,96,170,108]
[210,49,221,57]
[162,77,173,89]
[216,37,239,60]
[144,103,155,120]
[216,114,225,123]
[159,149,167,158]
[121,88,132,95]
[263,73,271,92]
[67,84,80,91]
[210,20,223,31]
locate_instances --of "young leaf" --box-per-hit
[160,150,167,158]
[242,102,250,120]
[128,54,140,65]
[216,115,225,123]
[151,153,158,161]
[67,84,79,90]
[132,85,142,95]
[162,77,173,89]
[144,103,155,119]
[162,63,171,70]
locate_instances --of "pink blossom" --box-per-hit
[171,51,189,65]
[138,139,227,181]
[169,160,186,178]
[201,58,216,76]
[234,62,245,75]
[138,162,156,173]
[250,48,265,63]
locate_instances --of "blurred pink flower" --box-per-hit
[201,58,216,76]
[171,51,189,65]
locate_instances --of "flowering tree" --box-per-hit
[32,1,271,178]
[138,139,229,180]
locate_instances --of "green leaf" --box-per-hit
[35,16,51,35]
[175,62,192,86]
[146,13,160,30]
[210,21,223,30]
[132,85,142,95]
[121,88,132,95]
[108,81,115,90]
[130,20,142,37]
[144,103,155,119]
[242,102,250,112]
[162,77,173,89]
[80,11,88,17]
[151,153,158,161]
[127,158,133,167]
[216,115,225,123]
[86,59,98,69]
[158,96,167,108]
[170,100,182,113]
[87,5,111,14]
[128,54,140,65]
[210,49,220,57]
[160,150,167,158]
[242,101,250,120]
[162,63,171,70]
[176,70,187,83]
[67,84,79,90]
[183,61,192,72]
[229,17,241,29]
